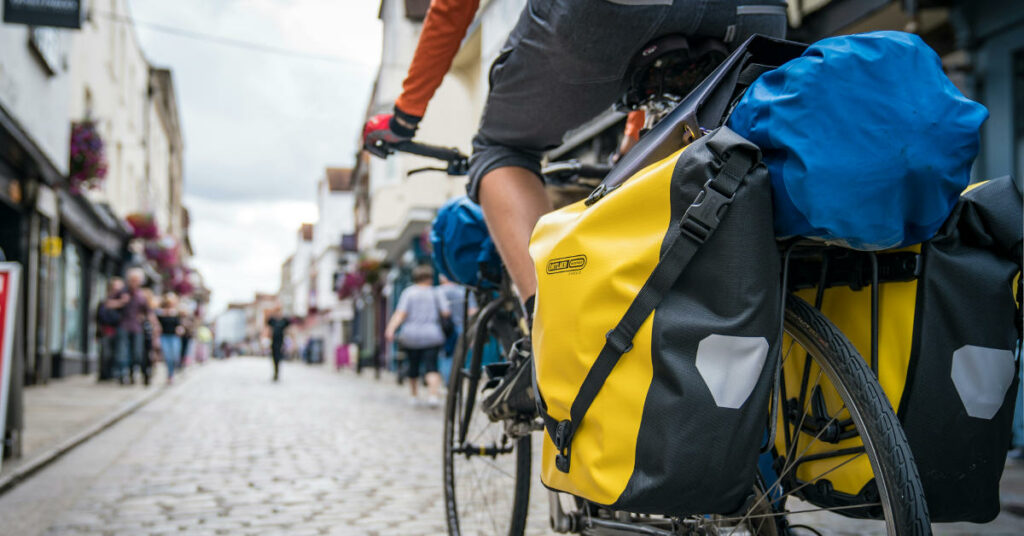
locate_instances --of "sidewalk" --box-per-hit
[0,361,191,492]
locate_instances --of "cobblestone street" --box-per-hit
[1,357,1022,536]
[0,358,541,536]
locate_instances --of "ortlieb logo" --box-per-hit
[546,255,587,274]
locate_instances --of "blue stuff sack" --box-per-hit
[430,196,501,288]
[728,31,988,250]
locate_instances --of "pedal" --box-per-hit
[481,353,538,422]
[485,362,511,381]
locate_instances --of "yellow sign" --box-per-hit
[41,236,62,257]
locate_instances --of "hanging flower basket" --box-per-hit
[126,213,159,240]
[357,258,382,285]
[337,271,365,299]
[145,236,180,271]
[69,121,108,193]
[171,267,195,296]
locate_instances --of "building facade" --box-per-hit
[1,1,198,458]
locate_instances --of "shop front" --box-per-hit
[50,191,129,377]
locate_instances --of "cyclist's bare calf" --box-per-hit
[477,165,552,306]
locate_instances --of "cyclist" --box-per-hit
[364,0,787,407]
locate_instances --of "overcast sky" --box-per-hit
[127,0,382,316]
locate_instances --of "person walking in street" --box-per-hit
[96,277,127,381]
[266,306,291,382]
[155,293,184,384]
[385,265,450,406]
[116,268,151,385]
[137,289,158,386]
[179,311,194,371]
[196,324,213,364]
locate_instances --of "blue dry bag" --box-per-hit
[430,196,501,288]
[728,31,988,250]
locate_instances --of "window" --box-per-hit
[47,232,64,355]
[405,0,430,21]
[89,271,108,357]
[63,240,84,354]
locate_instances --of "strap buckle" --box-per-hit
[680,178,736,244]
[606,329,634,355]
[554,420,573,473]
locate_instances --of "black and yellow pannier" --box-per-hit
[780,176,1022,522]
[530,126,781,515]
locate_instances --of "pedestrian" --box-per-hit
[437,275,476,384]
[137,289,158,386]
[116,268,151,385]
[196,324,213,364]
[266,306,291,382]
[179,311,194,370]
[96,277,127,381]
[155,293,184,384]
[385,265,450,406]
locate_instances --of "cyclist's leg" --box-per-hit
[468,0,687,302]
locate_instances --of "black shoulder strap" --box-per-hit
[543,137,755,473]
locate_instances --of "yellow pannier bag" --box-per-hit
[776,176,1022,522]
[529,127,781,515]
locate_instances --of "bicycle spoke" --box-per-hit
[733,397,847,534]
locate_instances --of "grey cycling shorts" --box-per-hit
[466,0,788,202]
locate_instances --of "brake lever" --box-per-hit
[365,139,393,159]
[407,166,449,176]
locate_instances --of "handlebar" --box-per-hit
[391,141,470,175]
[373,139,612,182]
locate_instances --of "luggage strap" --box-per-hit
[542,138,756,473]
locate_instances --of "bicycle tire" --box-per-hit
[443,318,532,536]
[782,294,930,535]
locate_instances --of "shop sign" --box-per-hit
[0,262,22,471]
[3,0,82,29]
[41,236,62,257]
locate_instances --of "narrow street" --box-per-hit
[1,358,1022,536]
[0,358,502,536]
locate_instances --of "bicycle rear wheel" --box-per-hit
[555,294,929,535]
[443,307,532,536]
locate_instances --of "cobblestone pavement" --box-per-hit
[6,364,169,473]
[1,357,1021,535]
[0,358,553,536]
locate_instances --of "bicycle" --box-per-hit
[369,34,930,536]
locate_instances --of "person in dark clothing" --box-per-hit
[96,277,127,381]
[116,268,151,384]
[137,289,158,386]
[266,307,291,381]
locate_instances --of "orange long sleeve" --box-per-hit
[394,0,480,117]
[624,110,645,141]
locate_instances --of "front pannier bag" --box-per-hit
[530,127,781,515]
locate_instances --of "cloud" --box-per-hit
[127,0,381,315]
[185,195,316,315]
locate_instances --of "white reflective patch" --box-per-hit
[951,345,1016,419]
[695,335,770,409]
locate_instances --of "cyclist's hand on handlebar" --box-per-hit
[362,106,421,158]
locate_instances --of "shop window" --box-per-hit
[89,272,108,357]
[405,0,430,21]
[63,240,84,354]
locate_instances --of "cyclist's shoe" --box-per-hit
[481,338,538,422]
